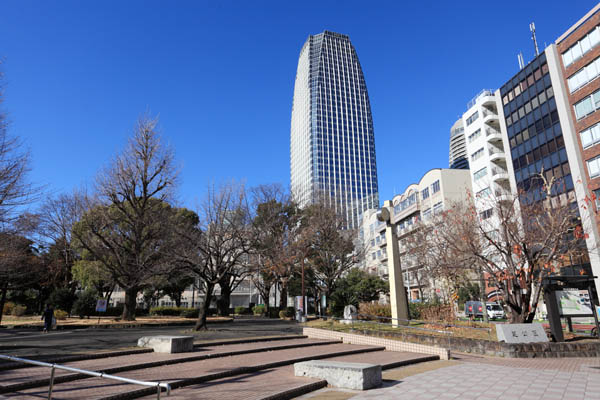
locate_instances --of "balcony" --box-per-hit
[491,166,509,182]
[486,127,503,143]
[481,94,497,107]
[494,188,512,202]
[482,108,499,125]
[488,145,505,162]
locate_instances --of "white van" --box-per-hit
[486,303,505,320]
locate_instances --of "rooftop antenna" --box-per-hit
[518,52,525,70]
[530,22,539,56]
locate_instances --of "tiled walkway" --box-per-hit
[303,356,600,400]
[352,362,600,400]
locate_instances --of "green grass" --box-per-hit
[306,318,496,341]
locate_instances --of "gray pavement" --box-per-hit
[351,362,600,400]
[300,355,600,400]
[0,318,302,359]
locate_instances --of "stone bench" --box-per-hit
[137,336,194,353]
[294,360,382,390]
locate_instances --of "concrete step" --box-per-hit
[0,334,308,371]
[0,338,336,392]
[139,351,439,400]
[3,343,385,399]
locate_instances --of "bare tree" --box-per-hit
[71,116,179,320]
[250,185,300,310]
[0,233,43,325]
[431,175,586,323]
[174,182,252,330]
[302,199,363,298]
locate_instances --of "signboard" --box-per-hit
[556,289,593,316]
[95,299,108,313]
[496,323,548,343]
[295,296,304,312]
[597,306,600,320]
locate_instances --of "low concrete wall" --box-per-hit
[313,327,600,358]
[303,327,450,360]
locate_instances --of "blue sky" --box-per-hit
[1,1,599,209]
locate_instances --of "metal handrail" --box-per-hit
[0,354,171,399]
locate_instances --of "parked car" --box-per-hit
[465,301,505,320]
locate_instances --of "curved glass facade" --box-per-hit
[290,31,379,228]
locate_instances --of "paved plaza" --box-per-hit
[2,320,599,399]
[301,355,600,400]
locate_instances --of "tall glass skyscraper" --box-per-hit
[290,30,379,229]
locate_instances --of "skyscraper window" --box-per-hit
[290,31,379,228]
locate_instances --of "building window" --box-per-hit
[477,187,491,198]
[562,25,600,68]
[432,180,440,194]
[474,167,488,181]
[468,129,482,143]
[372,252,376,260]
[574,89,600,119]
[471,147,484,161]
[423,208,432,219]
[421,187,429,200]
[568,56,600,93]
[466,111,479,126]
[433,202,443,214]
[587,155,600,178]
[594,188,600,210]
[480,208,493,220]
[581,122,600,149]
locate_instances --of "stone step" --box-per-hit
[0,338,338,392]
[2,343,385,399]
[0,335,308,371]
[138,351,438,400]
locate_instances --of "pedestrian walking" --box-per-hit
[41,304,54,333]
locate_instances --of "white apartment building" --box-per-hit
[361,169,473,301]
[462,89,512,225]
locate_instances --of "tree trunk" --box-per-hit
[122,287,138,321]
[0,283,7,326]
[217,281,232,316]
[174,293,182,308]
[195,283,214,331]
[279,283,288,310]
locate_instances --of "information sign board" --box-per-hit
[95,299,108,313]
[556,289,593,316]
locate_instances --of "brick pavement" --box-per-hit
[3,343,383,399]
[140,351,432,400]
[0,338,332,389]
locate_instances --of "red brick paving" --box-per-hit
[4,343,381,399]
[0,338,331,388]
[138,351,432,400]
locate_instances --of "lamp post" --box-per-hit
[377,200,409,326]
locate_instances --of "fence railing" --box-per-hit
[0,354,171,399]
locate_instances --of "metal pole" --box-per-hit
[157,383,161,400]
[48,365,55,400]
[301,257,305,317]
